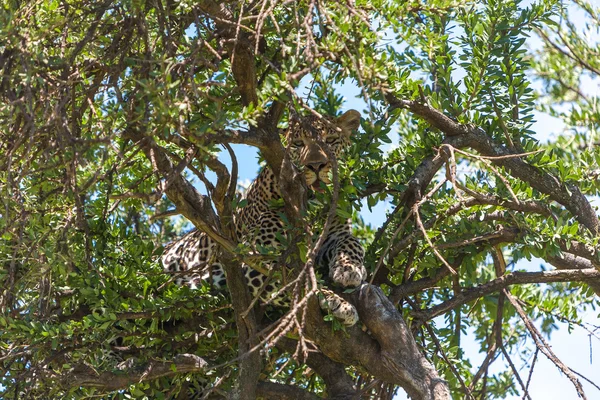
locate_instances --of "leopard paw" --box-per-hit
[318,289,359,326]
[329,263,367,288]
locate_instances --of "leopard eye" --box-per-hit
[325,136,338,144]
[292,139,304,147]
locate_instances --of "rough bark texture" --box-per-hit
[3,1,599,399]
[305,286,451,400]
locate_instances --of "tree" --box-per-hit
[1,0,599,398]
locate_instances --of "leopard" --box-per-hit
[161,109,367,326]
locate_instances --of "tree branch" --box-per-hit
[304,285,451,400]
[387,95,599,233]
[256,381,322,400]
[504,289,587,399]
[545,252,600,296]
[123,129,235,251]
[124,127,262,399]
[197,1,258,105]
[389,255,467,305]
[411,269,600,323]
[276,337,357,399]
[55,354,208,391]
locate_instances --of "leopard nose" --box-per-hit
[306,161,326,172]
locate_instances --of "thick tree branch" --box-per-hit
[356,285,450,400]
[390,255,467,305]
[400,146,447,207]
[436,226,519,250]
[197,1,258,105]
[388,98,471,137]
[546,253,600,296]
[214,134,261,399]
[304,285,450,400]
[547,252,597,271]
[555,239,600,266]
[457,183,553,217]
[124,127,261,399]
[220,251,261,400]
[123,129,233,250]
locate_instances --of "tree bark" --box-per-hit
[305,285,451,400]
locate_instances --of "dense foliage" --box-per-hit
[1,0,599,399]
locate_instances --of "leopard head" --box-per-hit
[285,110,361,191]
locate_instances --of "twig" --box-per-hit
[569,368,600,393]
[413,203,457,275]
[422,317,474,399]
[504,289,587,399]
[500,344,532,400]
[523,348,539,399]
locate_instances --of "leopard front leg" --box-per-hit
[315,232,366,326]
[323,233,367,288]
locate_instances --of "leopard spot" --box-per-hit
[248,269,260,278]
[251,278,262,287]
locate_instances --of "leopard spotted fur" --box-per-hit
[161,110,366,325]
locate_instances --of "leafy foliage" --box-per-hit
[1,0,599,399]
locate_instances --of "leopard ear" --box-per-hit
[336,109,361,134]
